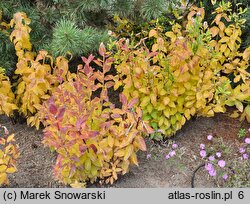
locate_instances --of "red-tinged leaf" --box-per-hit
[81,56,88,64]
[99,42,106,56]
[111,113,121,119]
[80,131,98,140]
[76,116,88,130]
[69,164,76,178]
[92,84,102,91]
[89,144,97,153]
[57,107,66,119]
[101,113,109,119]
[88,131,99,138]
[136,136,147,151]
[95,71,104,82]
[80,145,87,154]
[59,126,68,134]
[149,52,158,58]
[49,104,58,115]
[106,57,115,63]
[143,122,155,134]
[100,89,108,100]
[103,63,111,73]
[47,96,54,105]
[88,54,95,63]
[128,98,138,109]
[105,81,114,88]
[83,64,93,78]
[100,121,111,131]
[73,81,82,93]
[82,54,95,65]
[70,156,80,163]
[93,59,103,67]
[76,118,83,130]
[119,94,128,106]
[104,75,114,81]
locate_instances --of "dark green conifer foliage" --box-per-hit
[0,0,249,75]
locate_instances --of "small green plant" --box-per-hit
[237,128,247,139]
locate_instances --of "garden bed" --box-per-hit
[1,111,248,188]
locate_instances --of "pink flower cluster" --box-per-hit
[165,143,178,160]
[199,134,228,180]
[239,136,250,160]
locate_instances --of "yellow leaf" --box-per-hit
[210,26,219,37]
[0,173,8,185]
[235,101,243,112]
[114,149,125,157]
[149,29,157,38]
[114,81,122,90]
[0,165,7,173]
[140,96,150,107]
[70,180,86,188]
[124,145,133,161]
[230,111,239,118]
[233,75,241,83]
[165,31,176,42]
[220,44,227,53]
[227,40,235,51]
[219,37,229,43]
[130,152,138,166]
[150,93,157,106]
[17,81,26,95]
[84,158,91,171]
[6,167,16,174]
[152,44,158,52]
[6,134,15,143]
[184,109,191,120]
[213,105,224,113]
[218,21,225,31]
[108,135,114,148]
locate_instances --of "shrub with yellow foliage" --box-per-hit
[39,44,153,186]
[7,12,69,128]
[0,68,17,116]
[113,2,250,138]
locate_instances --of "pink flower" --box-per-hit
[248,128,250,133]
[239,148,245,154]
[165,154,170,160]
[209,156,215,161]
[245,138,250,144]
[169,150,176,157]
[200,144,205,149]
[146,154,151,159]
[216,152,221,158]
[172,144,178,149]
[200,150,206,158]
[207,135,213,140]
[205,163,214,171]
[218,160,226,168]
[222,174,228,180]
[209,169,216,177]
[242,153,249,160]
